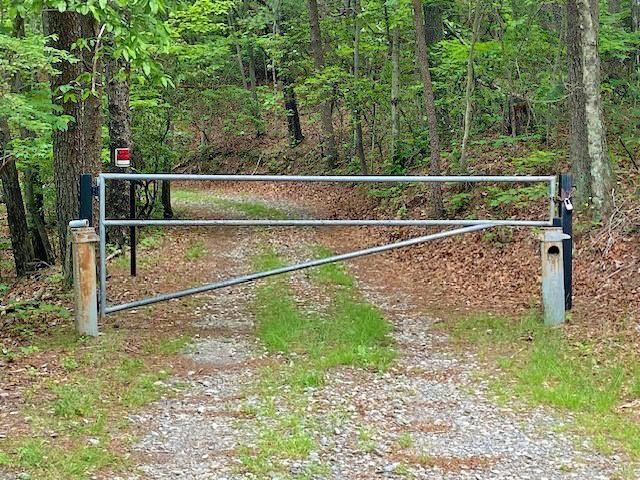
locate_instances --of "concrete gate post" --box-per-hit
[70,220,100,337]
[539,228,570,326]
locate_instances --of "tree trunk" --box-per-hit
[632,0,640,64]
[423,3,443,45]
[273,10,304,145]
[353,0,367,174]
[459,2,484,174]
[567,0,591,204]
[390,26,401,162]
[283,77,304,145]
[0,120,34,276]
[234,37,249,89]
[577,0,613,218]
[307,0,339,168]
[247,41,265,137]
[5,13,47,271]
[24,167,54,264]
[106,54,132,248]
[161,180,173,219]
[412,0,444,217]
[47,11,102,281]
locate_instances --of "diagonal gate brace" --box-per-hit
[104,223,495,315]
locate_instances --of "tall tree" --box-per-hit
[412,0,444,217]
[390,25,401,161]
[0,13,36,275]
[568,0,614,217]
[0,119,34,276]
[272,3,304,145]
[352,0,367,173]
[47,11,102,280]
[307,0,339,168]
[105,54,132,248]
[578,0,613,217]
[459,1,484,174]
[567,0,590,204]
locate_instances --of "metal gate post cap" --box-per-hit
[69,219,89,229]
[539,228,570,242]
[70,227,100,244]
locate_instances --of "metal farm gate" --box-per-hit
[71,173,573,336]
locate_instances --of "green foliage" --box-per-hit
[486,184,547,209]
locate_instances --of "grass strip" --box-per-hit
[237,245,395,476]
[173,189,290,219]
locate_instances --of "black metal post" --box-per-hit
[79,174,93,226]
[559,173,573,310]
[129,180,137,277]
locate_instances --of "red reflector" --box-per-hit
[116,148,131,160]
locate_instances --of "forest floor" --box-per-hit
[0,184,638,479]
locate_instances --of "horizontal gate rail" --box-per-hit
[104,223,495,314]
[100,173,555,183]
[104,219,548,227]
[96,173,558,317]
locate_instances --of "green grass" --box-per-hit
[0,326,187,478]
[237,246,395,476]
[308,245,354,287]
[184,240,206,261]
[173,189,290,219]
[253,259,394,371]
[447,312,640,458]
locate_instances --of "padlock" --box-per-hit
[563,197,573,212]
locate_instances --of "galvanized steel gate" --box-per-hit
[86,173,568,318]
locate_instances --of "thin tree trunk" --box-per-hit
[307,0,339,168]
[247,41,265,137]
[0,120,34,276]
[567,0,591,204]
[283,77,304,145]
[391,26,401,162]
[577,0,613,218]
[459,2,484,174]
[105,54,132,248]
[47,11,102,281]
[353,0,367,174]
[412,0,444,217]
[10,13,50,266]
[273,8,304,145]
[632,0,640,64]
[24,167,54,263]
[161,181,173,219]
[234,39,249,89]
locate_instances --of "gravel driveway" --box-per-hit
[117,191,631,480]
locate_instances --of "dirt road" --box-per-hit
[112,187,627,480]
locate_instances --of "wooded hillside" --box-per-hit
[0,0,638,289]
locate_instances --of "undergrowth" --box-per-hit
[446,312,640,459]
